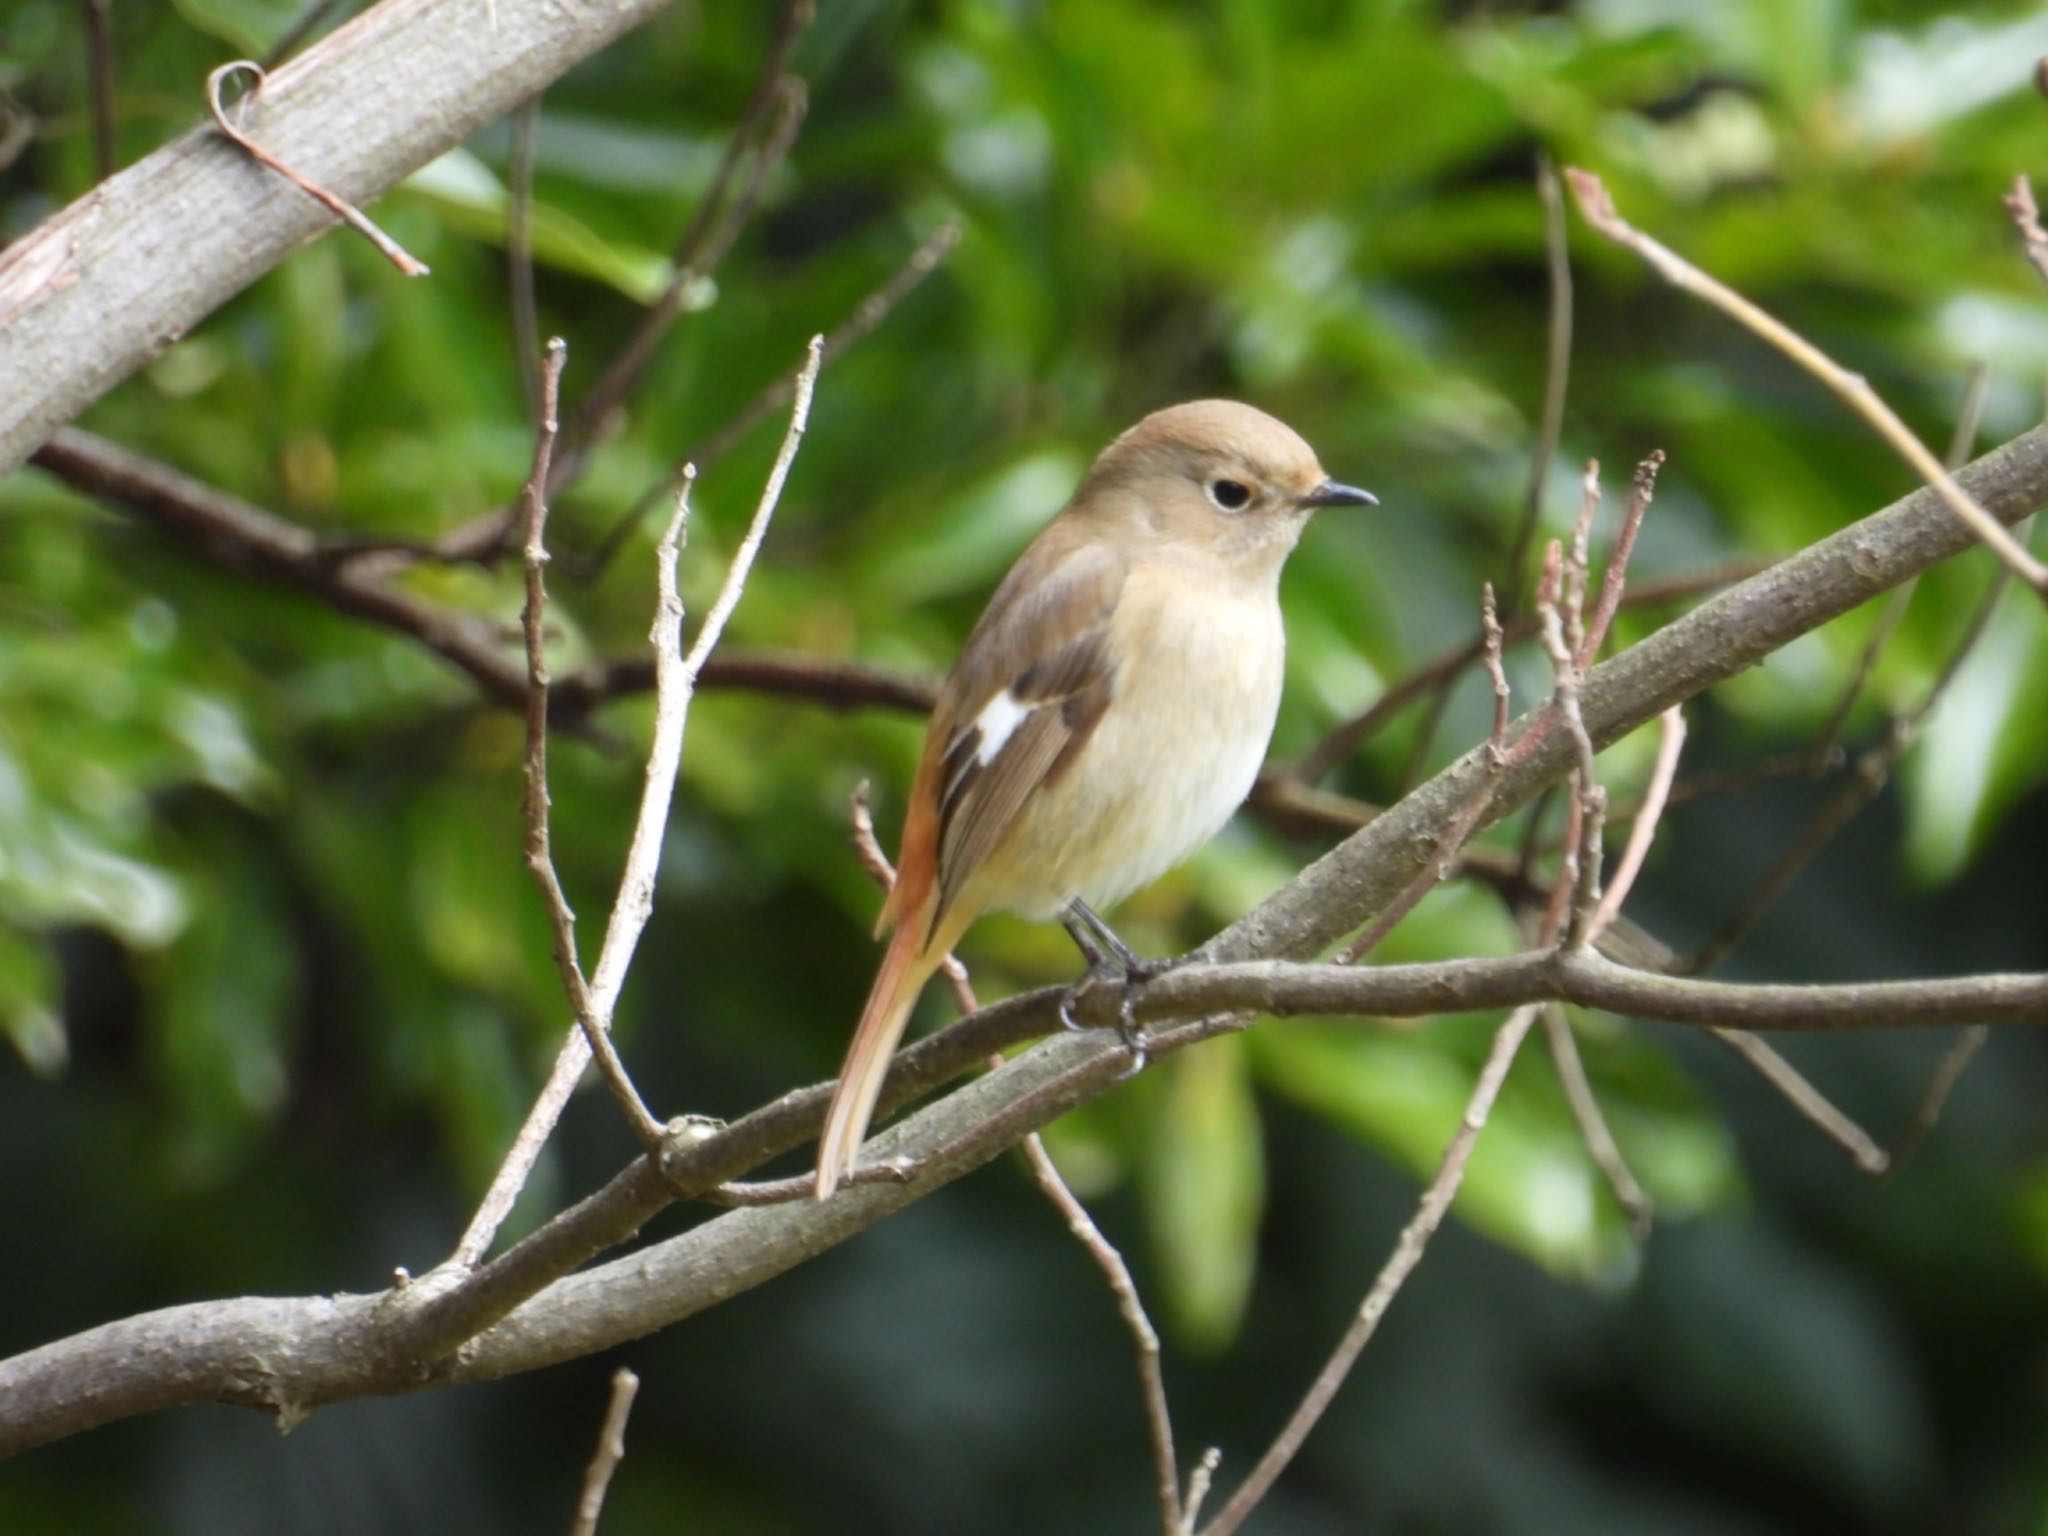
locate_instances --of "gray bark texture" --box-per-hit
[0,0,679,475]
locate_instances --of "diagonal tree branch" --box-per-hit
[0,0,697,476]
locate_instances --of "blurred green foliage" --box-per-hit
[2,1,2047,1532]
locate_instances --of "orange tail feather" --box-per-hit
[816,916,947,1199]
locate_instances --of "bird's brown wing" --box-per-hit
[925,537,1125,928]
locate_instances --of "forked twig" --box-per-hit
[1565,167,2046,594]
[515,339,665,1149]
[451,339,824,1267]
[206,62,429,277]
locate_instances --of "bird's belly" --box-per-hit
[981,596,1284,921]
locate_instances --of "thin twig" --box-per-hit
[1338,586,1511,964]
[1542,1003,1652,1237]
[1198,1004,1541,1536]
[508,96,544,420]
[1884,1025,1989,1172]
[455,339,821,1266]
[2005,175,2048,289]
[1589,706,1685,938]
[30,424,932,723]
[1565,167,2047,594]
[82,0,116,183]
[1019,1138,1183,1535]
[569,1368,640,1536]
[684,335,821,675]
[1504,153,1573,613]
[206,62,429,277]
[1811,362,1989,762]
[562,76,809,468]
[1580,452,1665,665]
[1535,543,1606,949]
[1708,1029,1889,1175]
[1285,558,1757,787]
[591,221,962,575]
[514,338,666,1149]
[1684,512,2023,979]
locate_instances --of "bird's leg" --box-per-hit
[1056,900,1171,1072]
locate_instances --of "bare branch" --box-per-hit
[2006,174,2048,289]
[1565,166,2048,595]
[1543,1004,1653,1236]
[1198,1005,1542,1536]
[594,221,962,571]
[457,336,821,1265]
[569,1368,640,1536]
[6,428,2048,1454]
[1284,556,1753,787]
[1581,451,1665,665]
[1884,1026,1989,1172]
[2,0,721,476]
[1590,706,1685,939]
[513,336,667,1155]
[1707,1029,1889,1175]
[1339,585,1510,965]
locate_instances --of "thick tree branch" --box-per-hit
[0,0,691,475]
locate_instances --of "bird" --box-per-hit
[815,400,1375,1198]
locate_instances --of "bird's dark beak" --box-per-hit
[1299,478,1378,510]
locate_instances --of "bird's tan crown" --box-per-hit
[1092,399,1330,502]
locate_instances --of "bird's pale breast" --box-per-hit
[968,563,1284,921]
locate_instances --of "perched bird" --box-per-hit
[816,400,1374,1197]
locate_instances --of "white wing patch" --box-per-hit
[972,689,1032,765]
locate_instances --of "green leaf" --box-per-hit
[1138,1034,1265,1351]
[399,150,681,303]
[0,925,64,1077]
[1255,1020,1628,1284]
[167,0,303,53]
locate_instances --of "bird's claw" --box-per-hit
[1057,958,1160,1076]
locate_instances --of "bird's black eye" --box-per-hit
[1208,478,1252,511]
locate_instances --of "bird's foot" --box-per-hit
[1056,952,1175,1075]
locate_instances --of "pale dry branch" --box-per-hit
[514,338,665,1150]
[1566,166,2048,594]
[1590,706,1685,939]
[1,0,708,475]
